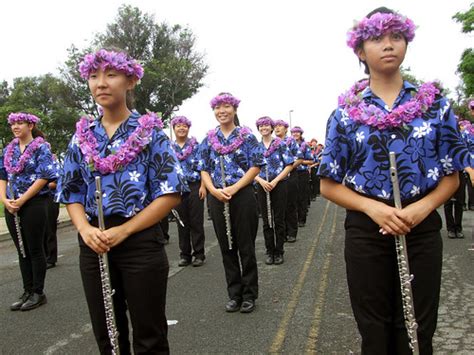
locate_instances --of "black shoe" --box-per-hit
[447,231,457,239]
[298,222,306,228]
[20,293,47,311]
[225,299,241,312]
[46,262,56,269]
[10,292,30,311]
[178,258,191,267]
[240,300,255,313]
[469,205,474,211]
[162,238,169,245]
[265,255,274,265]
[274,255,284,265]
[192,258,205,267]
[287,236,296,243]
[457,231,465,239]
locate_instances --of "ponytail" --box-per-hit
[32,126,45,139]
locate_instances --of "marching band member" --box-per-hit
[171,116,207,267]
[254,116,294,265]
[0,112,56,311]
[57,49,188,354]
[44,154,62,269]
[319,8,471,353]
[199,93,264,313]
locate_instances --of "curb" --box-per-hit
[0,220,74,244]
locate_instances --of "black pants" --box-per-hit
[208,185,259,301]
[159,217,170,241]
[256,180,287,256]
[175,181,205,261]
[345,209,442,355]
[44,195,59,264]
[465,171,474,208]
[310,168,319,199]
[297,170,310,223]
[5,195,48,294]
[285,172,299,238]
[444,173,466,233]
[80,216,169,355]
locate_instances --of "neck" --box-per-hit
[276,133,285,139]
[368,71,404,108]
[176,136,187,145]
[262,135,272,144]
[19,135,34,145]
[220,122,236,136]
[101,104,132,125]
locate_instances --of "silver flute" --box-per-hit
[95,177,120,355]
[219,156,233,250]
[171,208,185,227]
[389,152,419,354]
[8,183,26,258]
[265,166,273,229]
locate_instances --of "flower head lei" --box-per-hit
[7,112,40,125]
[469,100,474,110]
[347,12,416,53]
[459,120,474,135]
[338,79,439,129]
[4,137,45,174]
[291,126,304,134]
[78,49,144,80]
[174,137,198,161]
[210,93,241,109]
[207,126,252,155]
[76,112,163,174]
[256,116,274,128]
[274,119,289,128]
[171,116,192,128]
[264,137,283,158]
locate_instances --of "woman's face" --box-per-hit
[258,124,273,137]
[88,68,136,110]
[292,131,302,141]
[358,32,407,75]
[213,104,236,125]
[274,125,287,137]
[10,121,33,140]
[173,124,189,139]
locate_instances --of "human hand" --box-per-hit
[79,225,110,254]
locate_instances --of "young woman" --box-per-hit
[274,120,303,242]
[254,117,294,265]
[318,8,472,354]
[0,112,56,311]
[199,93,264,314]
[170,115,207,267]
[57,49,187,354]
[290,126,313,228]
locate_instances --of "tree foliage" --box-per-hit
[453,4,474,98]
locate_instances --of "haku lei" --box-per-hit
[76,112,163,174]
[207,127,251,155]
[263,137,283,158]
[338,80,439,129]
[4,137,45,174]
[174,137,198,161]
[459,120,474,135]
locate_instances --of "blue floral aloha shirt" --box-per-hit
[198,126,265,188]
[258,138,294,181]
[171,139,202,183]
[56,111,189,218]
[0,140,57,199]
[318,81,472,201]
[295,141,313,172]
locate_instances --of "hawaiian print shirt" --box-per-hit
[56,112,189,218]
[285,136,303,162]
[258,138,294,181]
[0,140,57,199]
[171,139,202,183]
[318,81,472,202]
[461,129,474,157]
[198,126,265,188]
[48,159,63,196]
[295,140,312,172]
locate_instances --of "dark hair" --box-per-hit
[32,126,45,139]
[218,91,240,126]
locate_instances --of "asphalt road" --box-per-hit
[0,198,473,354]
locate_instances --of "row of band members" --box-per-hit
[1,6,474,355]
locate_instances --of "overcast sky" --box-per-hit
[1,0,472,143]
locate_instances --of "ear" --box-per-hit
[356,47,366,62]
[127,77,139,90]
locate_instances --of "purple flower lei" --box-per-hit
[76,112,163,174]
[263,137,283,158]
[347,12,416,52]
[4,137,45,174]
[256,116,274,128]
[291,126,304,134]
[285,136,294,146]
[459,120,474,135]
[274,120,289,128]
[171,116,192,128]
[78,49,144,80]
[174,137,198,161]
[469,100,474,110]
[338,80,439,129]
[210,94,241,109]
[8,112,40,125]
[207,127,251,155]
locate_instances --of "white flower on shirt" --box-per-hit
[160,181,174,193]
[356,131,365,143]
[355,185,365,193]
[413,122,432,139]
[47,164,53,170]
[129,171,141,182]
[224,155,232,163]
[30,174,37,181]
[140,192,147,203]
[377,190,391,199]
[345,175,356,185]
[340,109,349,126]
[175,164,183,176]
[330,160,340,174]
[427,167,439,181]
[410,185,421,196]
[71,135,79,147]
[440,155,453,174]
[112,139,121,148]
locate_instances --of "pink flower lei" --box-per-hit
[338,80,439,130]
[78,49,144,80]
[174,137,198,161]
[8,112,41,125]
[76,112,163,174]
[4,137,45,174]
[207,127,251,155]
[459,120,474,135]
[264,137,283,157]
[210,94,241,109]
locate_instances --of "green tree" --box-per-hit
[453,4,474,98]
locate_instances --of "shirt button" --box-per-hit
[107,145,111,149]
[391,134,396,139]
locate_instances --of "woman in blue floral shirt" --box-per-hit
[57,49,187,354]
[0,112,56,311]
[170,116,207,267]
[199,93,265,314]
[319,7,472,354]
[254,117,294,265]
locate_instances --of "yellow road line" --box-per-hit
[269,200,331,353]
[305,206,338,354]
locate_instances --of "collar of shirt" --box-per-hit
[361,80,417,111]
[91,111,141,143]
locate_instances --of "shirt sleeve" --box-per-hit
[196,138,210,172]
[317,109,351,182]
[245,133,265,168]
[35,144,57,180]
[0,149,6,181]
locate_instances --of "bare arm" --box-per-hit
[15,179,49,208]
